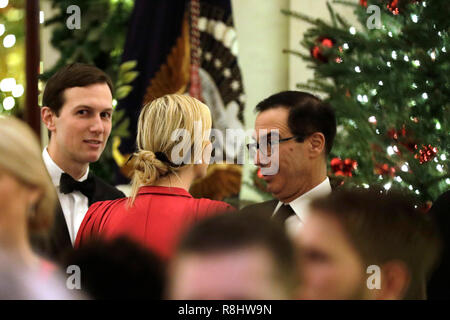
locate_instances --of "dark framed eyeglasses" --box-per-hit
[246,135,305,156]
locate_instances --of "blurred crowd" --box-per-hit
[0,63,448,300]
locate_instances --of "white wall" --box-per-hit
[231,0,290,204]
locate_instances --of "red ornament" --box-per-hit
[331,157,358,177]
[419,201,432,213]
[415,145,438,164]
[310,37,335,63]
[387,126,406,140]
[257,168,264,179]
[387,0,400,15]
[387,126,417,153]
[360,0,368,7]
[374,163,396,177]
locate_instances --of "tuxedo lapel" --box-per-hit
[90,174,125,204]
[52,201,72,249]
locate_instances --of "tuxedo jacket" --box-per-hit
[240,199,278,219]
[30,173,125,262]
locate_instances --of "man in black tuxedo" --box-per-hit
[35,63,125,261]
[427,190,450,299]
[244,91,336,236]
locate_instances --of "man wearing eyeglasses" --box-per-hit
[244,91,337,236]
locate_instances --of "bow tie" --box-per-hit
[59,172,95,200]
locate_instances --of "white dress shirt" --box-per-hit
[42,147,90,245]
[272,177,332,238]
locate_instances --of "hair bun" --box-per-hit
[133,150,170,185]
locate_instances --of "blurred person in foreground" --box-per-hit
[61,237,165,299]
[75,94,233,260]
[0,117,57,272]
[296,188,441,300]
[0,117,81,299]
[167,211,299,299]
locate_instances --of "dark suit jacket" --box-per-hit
[30,173,125,262]
[240,199,278,219]
[427,190,450,299]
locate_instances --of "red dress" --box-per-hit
[75,186,234,259]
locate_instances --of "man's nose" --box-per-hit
[255,149,270,167]
[90,115,105,134]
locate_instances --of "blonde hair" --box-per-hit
[0,116,57,232]
[130,94,212,205]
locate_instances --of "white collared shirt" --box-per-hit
[272,177,332,237]
[42,147,90,245]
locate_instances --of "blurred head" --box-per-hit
[253,91,336,203]
[297,188,441,300]
[0,117,56,235]
[61,237,165,299]
[168,211,299,299]
[41,63,114,167]
[130,94,212,203]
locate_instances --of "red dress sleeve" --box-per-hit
[74,200,115,248]
[195,199,236,220]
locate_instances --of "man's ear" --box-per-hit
[377,260,410,300]
[41,106,56,132]
[307,132,325,159]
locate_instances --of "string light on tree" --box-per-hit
[3,34,16,48]
[401,163,409,172]
[0,78,16,92]
[11,84,24,98]
[0,0,8,9]
[2,96,15,110]
[0,24,5,36]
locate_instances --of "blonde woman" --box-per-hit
[0,117,57,272]
[75,94,234,259]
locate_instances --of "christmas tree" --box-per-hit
[0,0,25,117]
[283,0,449,205]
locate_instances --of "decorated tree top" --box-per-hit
[284,0,449,203]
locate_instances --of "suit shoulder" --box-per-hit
[242,199,278,212]
[92,174,126,199]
